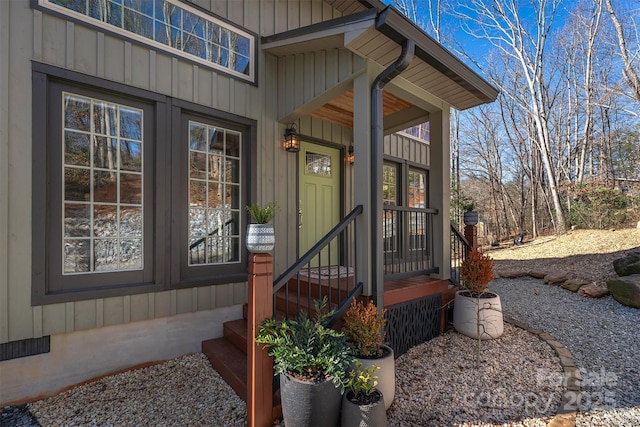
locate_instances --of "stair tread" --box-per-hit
[202,337,247,401]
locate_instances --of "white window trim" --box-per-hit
[39,0,256,83]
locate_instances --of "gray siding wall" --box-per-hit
[1,0,430,344]
[0,0,346,344]
[384,131,430,165]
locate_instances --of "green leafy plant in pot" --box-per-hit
[255,298,353,427]
[341,362,387,427]
[453,249,503,365]
[342,299,395,410]
[245,202,279,252]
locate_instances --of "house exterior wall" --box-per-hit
[0,0,359,404]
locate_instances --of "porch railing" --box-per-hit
[383,206,438,280]
[450,224,471,286]
[272,205,364,327]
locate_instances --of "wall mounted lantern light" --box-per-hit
[283,123,300,152]
[347,145,355,165]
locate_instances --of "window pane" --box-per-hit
[62,92,144,274]
[93,137,117,169]
[64,94,91,131]
[120,206,142,237]
[188,120,241,266]
[119,107,142,140]
[382,164,397,205]
[94,205,118,237]
[409,169,427,208]
[189,122,207,151]
[94,171,118,203]
[120,239,142,269]
[190,180,206,207]
[305,153,331,177]
[120,141,142,172]
[65,167,91,202]
[95,239,119,271]
[65,131,90,166]
[65,204,91,237]
[93,102,117,136]
[64,239,91,273]
[120,173,142,204]
[190,152,206,179]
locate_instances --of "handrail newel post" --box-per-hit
[247,253,274,427]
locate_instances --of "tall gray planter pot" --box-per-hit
[279,373,342,427]
[352,345,395,410]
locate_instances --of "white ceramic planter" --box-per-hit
[453,290,503,340]
[463,211,479,226]
[352,345,395,410]
[246,224,275,253]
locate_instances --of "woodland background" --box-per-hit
[392,0,640,242]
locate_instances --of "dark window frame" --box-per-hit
[32,62,253,305]
[382,156,430,262]
[30,0,259,86]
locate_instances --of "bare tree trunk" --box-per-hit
[605,0,640,104]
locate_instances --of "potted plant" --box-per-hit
[342,299,395,410]
[255,298,353,427]
[453,249,503,362]
[462,200,479,226]
[245,202,279,252]
[341,362,387,427]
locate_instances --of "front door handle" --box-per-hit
[298,202,303,229]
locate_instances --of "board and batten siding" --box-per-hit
[384,131,431,166]
[0,0,348,345]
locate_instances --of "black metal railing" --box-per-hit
[382,206,438,280]
[272,205,363,327]
[450,224,471,286]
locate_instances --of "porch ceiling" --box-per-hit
[309,88,413,129]
[262,7,498,119]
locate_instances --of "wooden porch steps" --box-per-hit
[202,275,455,404]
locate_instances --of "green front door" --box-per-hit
[299,141,341,264]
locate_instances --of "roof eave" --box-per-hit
[376,7,499,108]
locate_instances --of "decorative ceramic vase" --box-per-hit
[352,345,395,410]
[246,224,275,252]
[279,373,342,427]
[453,290,503,340]
[341,389,388,427]
[463,211,479,226]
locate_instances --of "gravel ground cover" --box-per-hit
[490,276,640,427]
[3,320,564,427]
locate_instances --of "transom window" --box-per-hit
[62,92,144,274]
[40,0,255,82]
[188,122,241,266]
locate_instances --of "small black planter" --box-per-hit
[341,389,388,427]
[280,373,342,427]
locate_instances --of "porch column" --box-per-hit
[429,107,451,280]
[353,67,375,297]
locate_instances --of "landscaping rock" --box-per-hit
[606,275,640,308]
[626,247,640,257]
[544,271,569,285]
[496,269,529,278]
[528,269,548,279]
[578,283,609,298]
[613,255,640,277]
[561,278,589,292]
